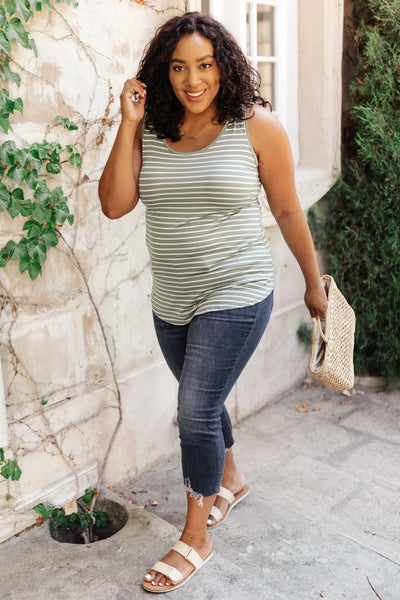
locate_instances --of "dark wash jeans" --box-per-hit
[153,292,273,501]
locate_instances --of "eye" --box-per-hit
[200,62,212,69]
[171,65,184,72]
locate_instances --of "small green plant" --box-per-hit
[0,448,22,500]
[296,322,313,349]
[35,488,108,544]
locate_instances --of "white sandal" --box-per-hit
[142,540,214,593]
[207,484,249,529]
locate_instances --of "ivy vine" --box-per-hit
[0,0,80,280]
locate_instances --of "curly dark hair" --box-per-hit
[136,12,270,141]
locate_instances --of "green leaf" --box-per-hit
[94,511,108,528]
[9,244,21,260]
[0,256,7,268]
[0,117,11,134]
[0,31,11,55]
[15,0,32,22]
[69,152,82,167]
[46,162,61,175]
[40,229,58,247]
[22,219,42,238]
[7,197,20,218]
[0,448,4,462]
[0,6,7,28]
[34,181,50,204]
[24,169,39,190]
[49,187,65,205]
[0,459,22,481]
[56,115,78,131]
[9,187,31,215]
[38,0,52,12]
[82,488,96,503]
[7,165,25,184]
[31,202,51,224]
[5,0,32,22]
[18,256,30,274]
[33,243,47,268]
[4,0,16,16]
[34,503,55,519]
[16,239,28,258]
[0,140,17,164]
[1,56,21,86]
[1,240,17,260]
[28,36,37,56]
[14,96,23,114]
[10,187,24,201]
[54,202,71,224]
[0,182,10,212]
[5,18,30,48]
[27,258,42,279]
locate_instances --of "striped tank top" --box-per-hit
[139,119,274,325]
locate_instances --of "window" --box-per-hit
[199,1,279,108]
[246,1,276,107]
[197,0,298,163]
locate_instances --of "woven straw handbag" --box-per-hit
[309,275,356,390]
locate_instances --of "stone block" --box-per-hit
[103,361,180,486]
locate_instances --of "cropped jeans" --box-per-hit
[153,292,273,503]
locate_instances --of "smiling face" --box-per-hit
[169,32,221,116]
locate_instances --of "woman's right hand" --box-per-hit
[120,77,146,123]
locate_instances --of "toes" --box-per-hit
[143,570,172,589]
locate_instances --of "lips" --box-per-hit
[185,89,206,102]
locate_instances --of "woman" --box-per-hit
[99,12,327,594]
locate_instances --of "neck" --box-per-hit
[181,109,218,139]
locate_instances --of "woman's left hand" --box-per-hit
[304,283,328,321]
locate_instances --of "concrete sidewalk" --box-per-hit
[1,380,400,599]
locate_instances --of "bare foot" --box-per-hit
[143,532,213,591]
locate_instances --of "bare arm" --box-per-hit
[248,105,327,319]
[98,78,146,219]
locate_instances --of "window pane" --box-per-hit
[201,0,210,14]
[246,2,251,55]
[258,62,274,106]
[257,5,274,56]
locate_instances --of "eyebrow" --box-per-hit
[170,54,214,64]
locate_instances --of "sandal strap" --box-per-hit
[209,504,223,522]
[218,486,235,504]
[151,560,183,584]
[172,540,204,569]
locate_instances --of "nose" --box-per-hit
[185,67,201,88]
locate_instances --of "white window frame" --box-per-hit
[191,0,299,164]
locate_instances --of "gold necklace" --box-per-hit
[181,119,214,140]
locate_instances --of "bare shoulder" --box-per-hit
[246,104,289,157]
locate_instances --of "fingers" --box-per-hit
[121,77,147,103]
[305,289,328,321]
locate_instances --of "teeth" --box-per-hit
[186,90,205,97]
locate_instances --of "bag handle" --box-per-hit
[315,316,328,343]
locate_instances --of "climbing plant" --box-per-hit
[309,0,400,384]
[0,0,80,280]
